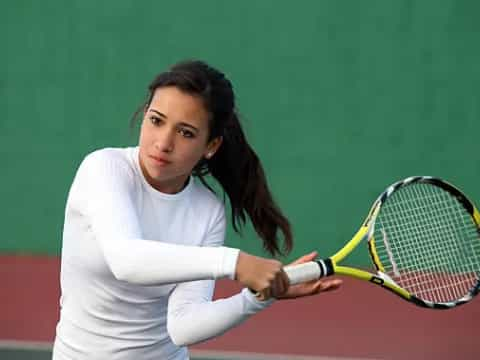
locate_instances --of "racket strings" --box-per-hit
[403,186,477,301]
[390,185,478,302]
[372,183,480,304]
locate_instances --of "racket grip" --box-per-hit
[284,259,333,285]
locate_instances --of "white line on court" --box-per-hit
[0,340,380,360]
[190,349,379,360]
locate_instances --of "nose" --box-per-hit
[154,127,175,153]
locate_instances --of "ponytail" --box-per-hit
[197,112,293,256]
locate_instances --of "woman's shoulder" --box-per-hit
[84,146,133,162]
[81,147,135,169]
[75,147,138,182]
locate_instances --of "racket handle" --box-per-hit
[284,259,333,285]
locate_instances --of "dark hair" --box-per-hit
[132,60,292,256]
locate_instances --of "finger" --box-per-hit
[281,282,321,298]
[288,251,318,266]
[323,279,342,292]
[313,279,343,293]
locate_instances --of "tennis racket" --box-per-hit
[285,176,480,309]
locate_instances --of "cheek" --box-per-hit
[138,124,152,164]
[138,122,151,146]
[179,143,208,166]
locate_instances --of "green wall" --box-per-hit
[2,1,479,265]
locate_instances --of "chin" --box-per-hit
[148,169,169,181]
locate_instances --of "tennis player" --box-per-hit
[52,60,341,360]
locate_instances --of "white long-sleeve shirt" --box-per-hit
[53,147,273,360]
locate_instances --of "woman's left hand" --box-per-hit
[276,251,342,299]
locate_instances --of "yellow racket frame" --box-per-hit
[284,176,480,309]
[329,203,412,300]
[328,185,480,304]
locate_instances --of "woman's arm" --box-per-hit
[69,150,239,285]
[165,253,342,346]
[69,150,288,294]
[167,279,273,346]
[165,197,277,346]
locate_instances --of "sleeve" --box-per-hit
[167,282,274,346]
[69,150,239,285]
[166,205,275,346]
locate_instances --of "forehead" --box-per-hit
[149,86,209,127]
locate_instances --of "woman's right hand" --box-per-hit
[234,251,290,300]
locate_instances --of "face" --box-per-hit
[138,86,222,194]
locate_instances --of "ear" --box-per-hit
[204,136,223,159]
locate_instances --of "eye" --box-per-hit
[179,128,195,138]
[149,115,162,126]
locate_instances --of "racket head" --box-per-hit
[366,176,480,309]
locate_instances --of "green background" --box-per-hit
[1,1,479,265]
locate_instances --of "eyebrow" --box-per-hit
[149,109,200,133]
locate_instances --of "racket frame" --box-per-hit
[286,176,480,309]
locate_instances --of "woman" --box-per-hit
[53,60,341,360]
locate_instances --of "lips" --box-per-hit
[149,155,172,166]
